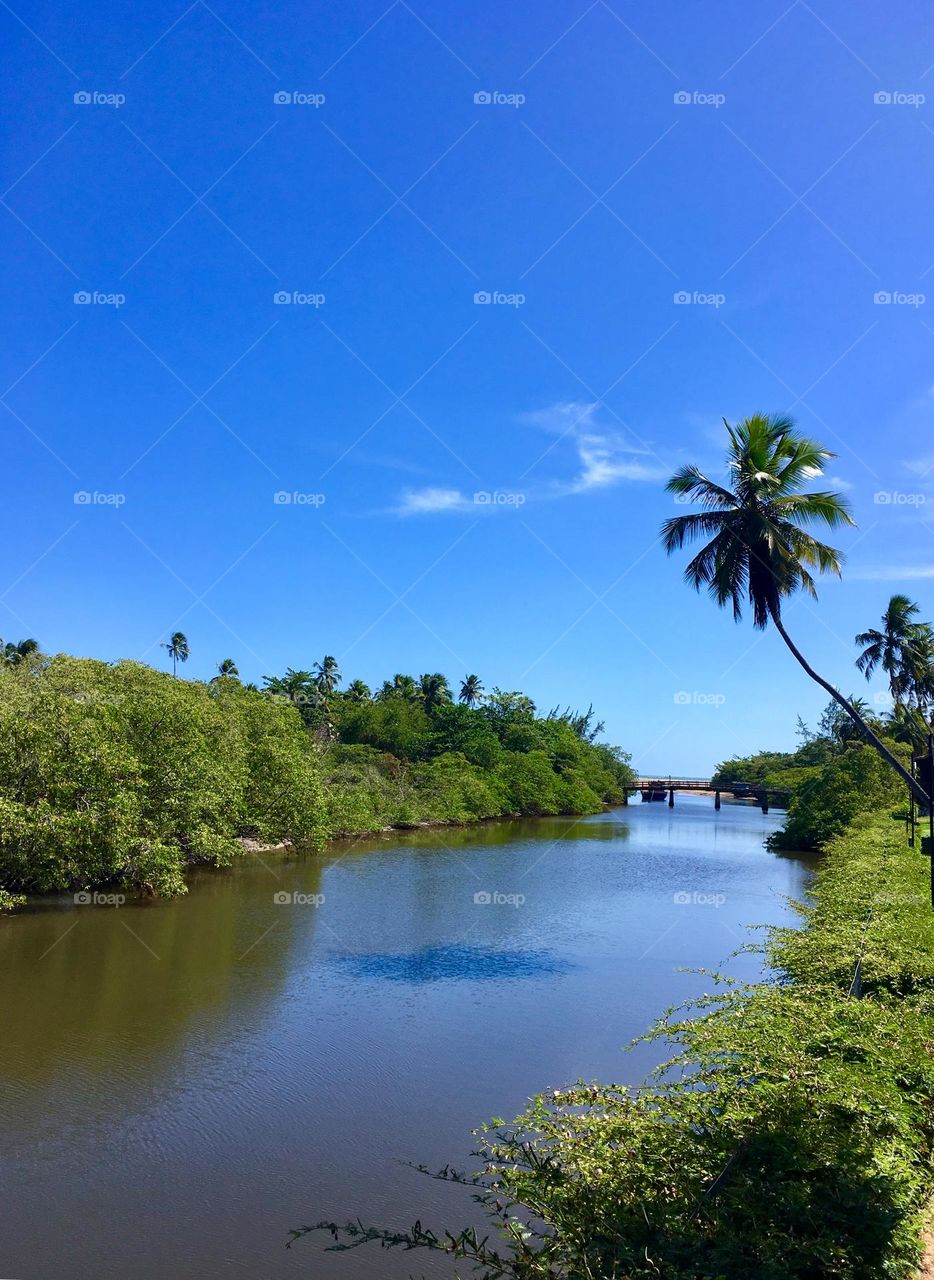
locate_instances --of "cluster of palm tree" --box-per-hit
[159,635,490,723]
[369,672,486,712]
[663,414,930,805]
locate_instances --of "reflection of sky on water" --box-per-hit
[334,943,573,984]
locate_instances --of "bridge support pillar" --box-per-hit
[715,790,721,811]
[668,788,675,808]
[760,796,769,814]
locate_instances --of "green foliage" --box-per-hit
[776,742,908,851]
[0,654,631,906]
[295,812,934,1279]
[329,675,634,826]
[0,657,326,903]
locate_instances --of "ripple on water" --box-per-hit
[334,943,573,983]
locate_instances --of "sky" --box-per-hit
[3,0,934,774]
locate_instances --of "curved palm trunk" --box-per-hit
[771,610,929,807]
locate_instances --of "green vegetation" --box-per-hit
[294,811,934,1279]
[663,414,929,806]
[0,650,633,909]
[711,586,934,851]
[0,655,325,908]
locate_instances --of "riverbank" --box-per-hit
[301,809,934,1278]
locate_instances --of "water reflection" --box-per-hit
[334,942,573,983]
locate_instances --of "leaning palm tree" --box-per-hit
[211,658,239,683]
[855,595,923,708]
[459,674,484,707]
[313,655,340,695]
[662,413,928,805]
[1,637,40,668]
[161,631,190,677]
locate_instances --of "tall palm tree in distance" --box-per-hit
[459,674,483,707]
[313,655,340,695]
[419,672,451,713]
[855,595,924,708]
[346,679,371,701]
[162,631,190,677]
[662,413,929,805]
[211,658,239,682]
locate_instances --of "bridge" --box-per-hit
[628,777,791,814]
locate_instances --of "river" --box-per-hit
[0,795,812,1280]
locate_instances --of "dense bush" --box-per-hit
[295,812,934,1279]
[776,741,909,851]
[0,657,326,901]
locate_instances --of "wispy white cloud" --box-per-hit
[523,400,666,494]
[390,401,666,516]
[394,487,471,516]
[567,435,667,492]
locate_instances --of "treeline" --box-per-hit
[712,591,933,850]
[0,648,633,909]
[297,810,934,1277]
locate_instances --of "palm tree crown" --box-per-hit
[662,413,853,629]
[855,595,924,706]
[419,672,452,713]
[313,655,341,695]
[1,637,40,668]
[211,658,239,683]
[459,674,483,707]
[161,631,190,676]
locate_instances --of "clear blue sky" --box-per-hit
[4,0,934,773]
